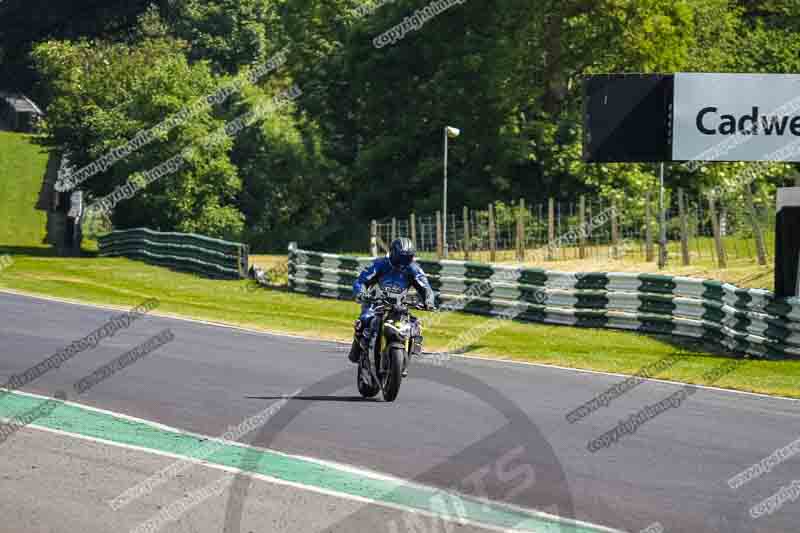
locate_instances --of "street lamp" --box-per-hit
[443,126,460,258]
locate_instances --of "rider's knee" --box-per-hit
[355,314,372,335]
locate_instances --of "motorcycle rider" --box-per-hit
[348,237,436,373]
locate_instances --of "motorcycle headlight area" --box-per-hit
[384,321,411,336]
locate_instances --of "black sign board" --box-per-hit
[582,74,673,163]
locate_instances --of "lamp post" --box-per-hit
[443,126,460,258]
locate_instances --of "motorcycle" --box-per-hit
[356,293,426,402]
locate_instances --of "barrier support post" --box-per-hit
[579,195,587,259]
[463,206,470,261]
[488,203,497,263]
[709,196,727,268]
[744,183,768,266]
[548,198,555,261]
[645,190,654,262]
[678,188,691,266]
[410,213,417,249]
[436,211,443,259]
[370,220,378,256]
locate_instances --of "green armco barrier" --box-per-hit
[287,247,800,360]
[98,227,248,279]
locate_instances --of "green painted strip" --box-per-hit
[0,392,611,533]
[518,269,547,286]
[417,260,444,276]
[574,274,608,291]
[638,274,676,294]
[701,280,725,301]
[574,293,609,309]
[464,264,495,279]
[340,257,361,271]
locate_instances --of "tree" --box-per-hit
[22,0,800,251]
[32,32,245,240]
[0,0,160,93]
[162,0,287,75]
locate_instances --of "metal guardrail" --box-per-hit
[98,228,248,279]
[288,247,800,359]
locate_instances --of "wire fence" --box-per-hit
[371,189,775,269]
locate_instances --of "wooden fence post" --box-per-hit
[678,188,691,266]
[744,183,768,265]
[708,196,727,268]
[516,198,526,262]
[410,213,417,249]
[579,195,587,259]
[488,203,497,263]
[463,206,471,261]
[644,191,653,262]
[547,198,555,261]
[511,199,522,261]
[435,211,443,259]
[611,197,619,259]
[587,202,593,244]
[370,220,378,256]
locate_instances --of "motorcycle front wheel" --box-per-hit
[381,346,405,402]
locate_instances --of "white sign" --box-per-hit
[68,190,83,218]
[673,73,800,162]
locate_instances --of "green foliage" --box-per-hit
[81,206,113,241]
[31,33,245,240]
[0,0,156,92]
[234,90,344,250]
[10,0,800,251]
[163,0,287,74]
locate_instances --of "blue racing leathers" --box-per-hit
[352,257,435,344]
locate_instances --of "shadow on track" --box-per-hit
[245,395,379,403]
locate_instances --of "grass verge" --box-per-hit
[1,131,797,398]
[2,254,800,398]
[0,131,50,249]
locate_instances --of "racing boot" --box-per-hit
[348,319,364,363]
[347,338,361,363]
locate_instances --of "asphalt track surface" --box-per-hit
[0,427,508,533]
[1,291,799,532]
